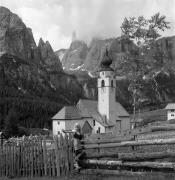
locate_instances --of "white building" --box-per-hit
[52,50,130,135]
[165,103,175,121]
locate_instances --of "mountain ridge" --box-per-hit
[0,6,83,132]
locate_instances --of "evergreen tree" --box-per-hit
[4,109,19,138]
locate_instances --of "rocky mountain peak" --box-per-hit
[61,40,88,70]
[0,6,37,60]
[0,6,25,29]
[69,40,87,51]
[0,6,62,71]
[38,38,45,47]
[37,38,62,71]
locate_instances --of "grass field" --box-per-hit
[1,172,175,180]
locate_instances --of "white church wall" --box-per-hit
[93,120,105,133]
[52,120,65,136]
[98,78,116,121]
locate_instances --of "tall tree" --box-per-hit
[120,13,170,127]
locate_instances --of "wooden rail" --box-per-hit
[81,159,175,171]
[82,131,175,172]
[84,138,175,149]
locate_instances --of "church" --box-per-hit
[52,50,130,135]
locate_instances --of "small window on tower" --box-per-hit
[111,80,113,87]
[93,120,96,126]
[101,80,105,87]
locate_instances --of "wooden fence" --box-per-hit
[0,134,74,178]
[82,130,175,172]
[2,125,175,177]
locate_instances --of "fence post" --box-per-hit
[43,136,47,176]
[68,134,74,172]
[54,136,60,177]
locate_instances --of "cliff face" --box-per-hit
[0,6,83,130]
[0,7,37,61]
[61,40,88,70]
[38,38,62,71]
[61,37,137,73]
[55,49,67,62]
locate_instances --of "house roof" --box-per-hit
[165,103,175,110]
[115,102,130,117]
[52,106,82,120]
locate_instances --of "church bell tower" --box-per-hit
[98,49,116,123]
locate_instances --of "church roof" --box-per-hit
[77,99,128,127]
[52,106,82,120]
[77,99,98,117]
[76,99,114,127]
[52,99,129,127]
[115,102,130,117]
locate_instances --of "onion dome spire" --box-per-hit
[99,48,113,71]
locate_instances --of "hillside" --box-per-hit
[0,6,83,133]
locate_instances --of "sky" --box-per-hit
[1,0,175,50]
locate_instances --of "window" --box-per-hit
[171,109,175,112]
[98,127,101,133]
[171,114,175,117]
[101,80,105,87]
[111,80,113,87]
[31,49,34,59]
[57,131,60,135]
[93,120,96,126]
[57,121,60,125]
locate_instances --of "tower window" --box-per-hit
[96,127,101,133]
[93,120,96,126]
[101,80,105,87]
[111,80,113,87]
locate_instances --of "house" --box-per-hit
[52,50,130,135]
[52,106,93,135]
[165,103,175,121]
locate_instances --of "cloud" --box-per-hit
[1,0,175,50]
